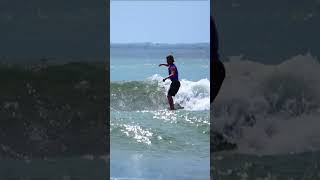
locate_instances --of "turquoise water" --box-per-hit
[110,57,209,81]
[111,110,209,179]
[110,45,210,179]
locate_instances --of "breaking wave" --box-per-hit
[111,75,210,111]
[211,53,320,155]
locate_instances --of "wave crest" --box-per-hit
[111,75,210,111]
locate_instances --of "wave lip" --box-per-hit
[111,74,210,111]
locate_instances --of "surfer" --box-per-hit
[211,15,226,103]
[159,55,180,110]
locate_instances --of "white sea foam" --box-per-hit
[211,53,320,155]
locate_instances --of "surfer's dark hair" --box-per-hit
[166,55,174,62]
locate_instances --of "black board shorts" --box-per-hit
[168,80,180,96]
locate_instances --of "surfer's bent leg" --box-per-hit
[167,95,174,110]
[168,81,181,110]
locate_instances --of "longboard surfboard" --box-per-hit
[167,103,184,110]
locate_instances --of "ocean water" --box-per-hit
[212,54,320,179]
[110,45,210,179]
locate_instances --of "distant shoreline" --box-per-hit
[110,42,209,48]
